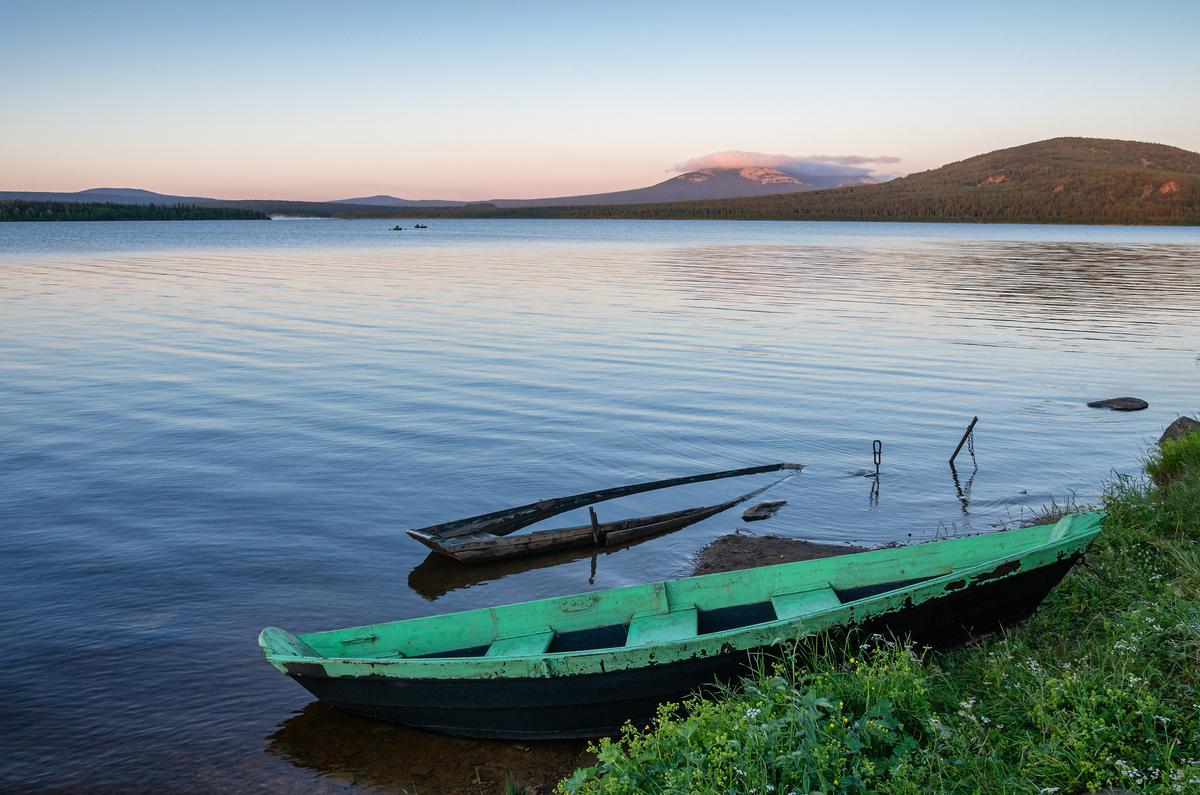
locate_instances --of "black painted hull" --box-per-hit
[286,555,1078,739]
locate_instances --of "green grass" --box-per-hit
[1149,434,1200,489]
[560,433,1200,794]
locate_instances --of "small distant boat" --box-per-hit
[414,224,428,229]
[391,225,403,231]
[260,512,1104,738]
[407,463,803,563]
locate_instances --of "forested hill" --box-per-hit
[396,138,1200,225]
[0,201,268,222]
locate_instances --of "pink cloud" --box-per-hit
[674,150,901,173]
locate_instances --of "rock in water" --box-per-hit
[742,500,787,521]
[1087,397,1149,411]
[1159,416,1200,445]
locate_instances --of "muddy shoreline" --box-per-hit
[689,532,867,575]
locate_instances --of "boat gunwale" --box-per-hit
[262,513,1104,677]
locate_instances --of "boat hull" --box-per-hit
[281,554,1078,739]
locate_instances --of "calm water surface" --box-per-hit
[2,219,1199,792]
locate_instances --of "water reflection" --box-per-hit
[651,239,1200,352]
[266,702,590,794]
[409,535,656,601]
[949,461,977,515]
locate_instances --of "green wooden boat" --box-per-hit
[260,511,1104,739]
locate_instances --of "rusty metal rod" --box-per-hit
[949,416,979,465]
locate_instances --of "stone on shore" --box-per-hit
[1159,416,1200,445]
[1087,397,1149,411]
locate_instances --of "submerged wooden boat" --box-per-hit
[261,511,1104,739]
[407,462,803,563]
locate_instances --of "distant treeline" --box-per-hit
[356,195,1200,225]
[0,200,268,222]
[369,170,1200,225]
[198,198,470,219]
[259,178,1198,226]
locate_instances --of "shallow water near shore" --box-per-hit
[2,219,1199,792]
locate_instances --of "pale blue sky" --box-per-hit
[2,0,1197,200]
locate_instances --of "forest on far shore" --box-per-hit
[0,200,268,222]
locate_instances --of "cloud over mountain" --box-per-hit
[673,150,901,178]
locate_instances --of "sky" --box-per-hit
[2,0,1198,201]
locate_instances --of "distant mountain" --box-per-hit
[6,167,880,215]
[332,194,467,208]
[0,187,207,205]
[491,166,880,205]
[489,167,832,206]
[697,137,1200,223]
[405,138,1200,225]
[333,167,881,210]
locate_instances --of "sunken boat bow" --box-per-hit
[261,512,1104,739]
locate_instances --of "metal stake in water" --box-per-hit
[872,439,882,477]
[950,416,979,465]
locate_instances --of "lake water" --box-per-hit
[2,219,1199,792]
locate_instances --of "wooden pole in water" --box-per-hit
[590,507,603,546]
[949,416,979,465]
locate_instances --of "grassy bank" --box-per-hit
[559,432,1200,794]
